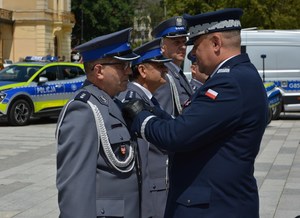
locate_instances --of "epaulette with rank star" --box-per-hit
[124,90,136,100]
[74,90,91,103]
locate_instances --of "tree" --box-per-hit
[164,0,300,29]
[71,0,137,48]
[71,0,300,48]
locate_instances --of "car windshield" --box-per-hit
[0,65,43,82]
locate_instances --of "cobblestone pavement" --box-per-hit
[0,114,299,218]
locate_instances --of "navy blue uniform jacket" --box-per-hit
[136,54,269,218]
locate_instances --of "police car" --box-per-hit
[0,61,85,126]
[264,82,282,123]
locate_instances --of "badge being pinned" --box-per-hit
[205,89,218,100]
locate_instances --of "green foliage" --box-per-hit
[71,0,300,48]
[163,0,300,29]
[146,1,165,29]
[71,0,136,47]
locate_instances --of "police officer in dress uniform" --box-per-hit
[56,28,141,218]
[152,16,193,116]
[187,51,208,92]
[122,9,269,218]
[118,38,172,218]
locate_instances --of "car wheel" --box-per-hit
[8,99,32,126]
[272,101,282,120]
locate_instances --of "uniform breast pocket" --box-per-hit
[176,186,211,209]
[107,126,131,145]
[149,178,167,192]
[106,127,132,159]
[96,198,124,217]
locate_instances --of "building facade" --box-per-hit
[0,0,74,63]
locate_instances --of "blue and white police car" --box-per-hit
[0,60,85,126]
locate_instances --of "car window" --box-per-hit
[26,67,39,78]
[0,65,43,82]
[39,66,58,81]
[59,65,85,80]
[77,67,85,76]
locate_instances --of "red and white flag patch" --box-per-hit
[205,89,218,100]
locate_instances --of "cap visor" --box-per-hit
[148,57,172,63]
[114,52,140,61]
[165,33,188,38]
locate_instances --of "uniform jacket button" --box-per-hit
[152,185,156,189]
[100,209,105,214]
[187,199,191,204]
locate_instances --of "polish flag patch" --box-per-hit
[205,89,218,100]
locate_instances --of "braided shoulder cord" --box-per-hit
[87,101,135,173]
[166,74,182,115]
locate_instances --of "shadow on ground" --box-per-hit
[0,116,58,127]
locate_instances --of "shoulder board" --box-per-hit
[74,91,91,103]
[125,90,136,100]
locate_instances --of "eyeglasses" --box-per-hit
[91,62,132,71]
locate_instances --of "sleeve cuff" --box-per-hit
[141,115,156,140]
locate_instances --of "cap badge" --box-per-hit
[176,17,183,26]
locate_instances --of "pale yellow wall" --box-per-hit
[13,24,37,61]
[48,0,54,10]
[0,23,13,62]
[3,1,36,10]
[1,0,74,62]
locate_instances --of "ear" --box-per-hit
[211,34,222,51]
[161,44,166,54]
[94,64,105,80]
[137,64,147,79]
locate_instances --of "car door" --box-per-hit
[58,65,86,104]
[33,65,65,112]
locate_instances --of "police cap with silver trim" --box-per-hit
[132,38,172,66]
[74,28,139,62]
[184,8,243,45]
[151,16,188,38]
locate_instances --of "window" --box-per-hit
[59,66,85,80]
[39,66,58,81]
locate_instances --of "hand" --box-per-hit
[122,99,148,121]
[122,99,150,131]
[122,99,171,123]
[122,99,171,137]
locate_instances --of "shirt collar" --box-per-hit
[132,82,152,100]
